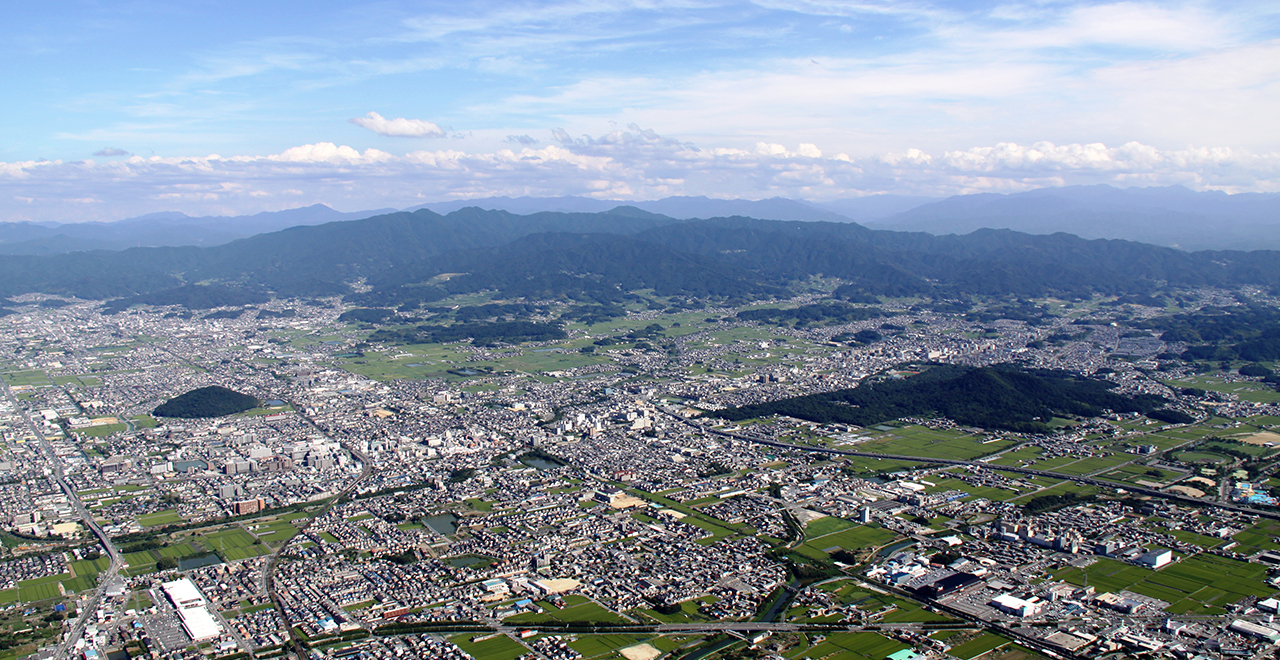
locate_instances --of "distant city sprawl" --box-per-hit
[1,285,1280,659]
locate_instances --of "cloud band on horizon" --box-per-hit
[2,126,1278,223]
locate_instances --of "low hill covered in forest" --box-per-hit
[154,386,260,418]
[715,364,1170,433]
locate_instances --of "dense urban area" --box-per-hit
[4,284,1280,660]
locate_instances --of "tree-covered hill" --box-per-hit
[102,284,271,313]
[154,386,260,418]
[715,364,1168,433]
[356,232,788,307]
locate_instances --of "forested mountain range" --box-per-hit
[2,205,1280,306]
[7,185,1277,258]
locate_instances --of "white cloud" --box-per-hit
[349,112,447,138]
[1,127,1278,223]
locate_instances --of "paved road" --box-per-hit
[1,381,123,658]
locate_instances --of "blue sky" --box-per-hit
[3,0,1279,222]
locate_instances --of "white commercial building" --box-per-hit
[990,594,1044,618]
[161,578,222,642]
[1136,549,1173,569]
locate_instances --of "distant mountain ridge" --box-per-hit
[868,185,1280,250]
[0,204,396,255]
[410,195,875,223]
[6,185,1278,255]
[4,205,1277,307]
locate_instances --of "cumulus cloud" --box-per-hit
[505,134,539,146]
[93,147,131,157]
[349,112,447,138]
[1,126,1278,223]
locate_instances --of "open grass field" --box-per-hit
[1009,481,1099,504]
[1204,440,1276,458]
[78,423,127,438]
[1173,450,1231,464]
[336,338,618,381]
[805,515,856,538]
[52,375,102,388]
[124,551,158,574]
[14,572,70,602]
[507,596,626,625]
[449,633,530,660]
[137,510,183,527]
[1158,527,1226,550]
[802,524,899,555]
[838,456,928,475]
[1050,455,1133,476]
[157,541,204,558]
[201,527,268,560]
[948,633,1012,659]
[61,576,96,593]
[854,426,1012,461]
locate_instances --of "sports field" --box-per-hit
[449,632,530,660]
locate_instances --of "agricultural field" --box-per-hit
[1231,519,1280,554]
[784,631,909,660]
[1097,464,1185,486]
[1172,450,1232,464]
[1010,481,1099,504]
[199,527,269,560]
[923,476,1019,502]
[1164,376,1280,404]
[1055,554,1274,614]
[519,598,625,624]
[0,371,49,387]
[948,633,1013,660]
